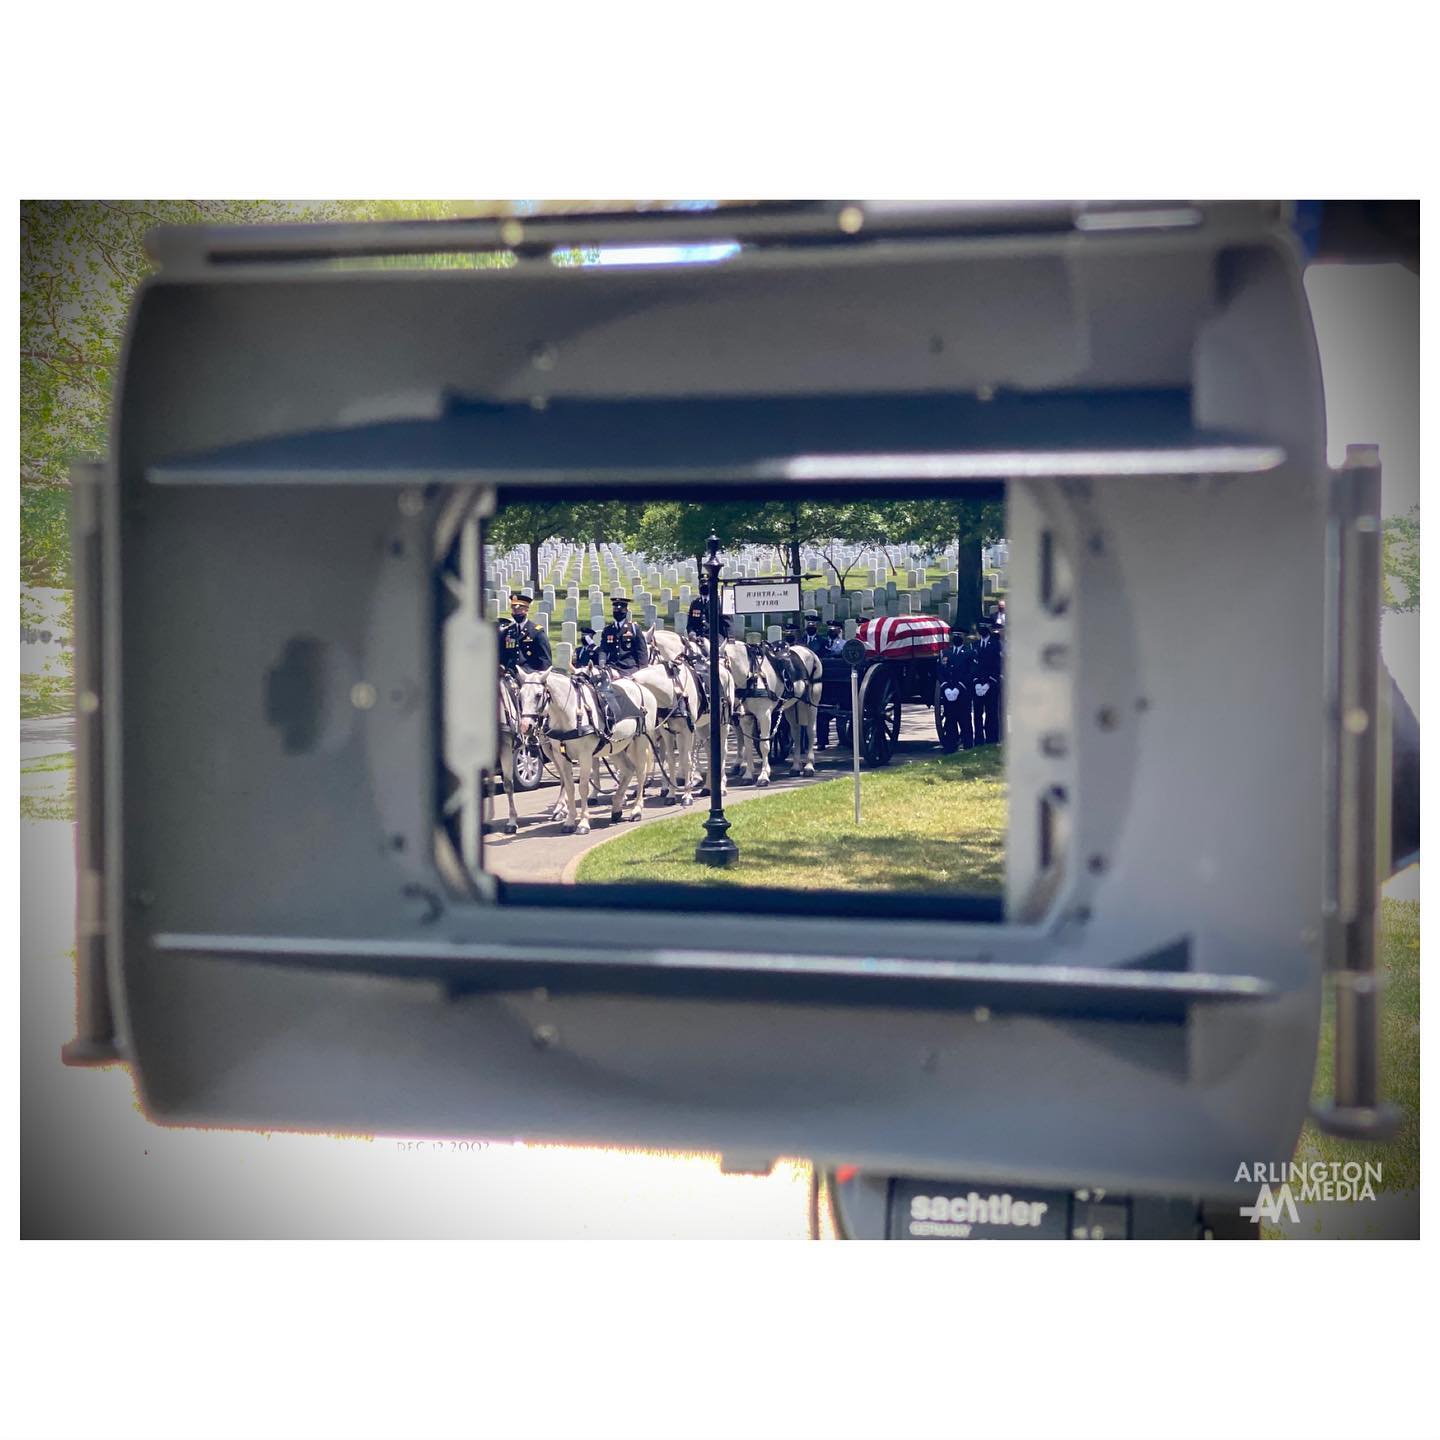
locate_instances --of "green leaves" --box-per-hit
[1382,507,1419,613]
[20,485,72,587]
[18,199,524,587]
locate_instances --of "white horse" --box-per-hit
[645,628,732,799]
[722,637,823,787]
[519,669,657,834]
[493,668,555,835]
[629,660,701,807]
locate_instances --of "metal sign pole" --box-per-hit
[696,533,739,867]
[841,637,866,826]
[851,663,861,824]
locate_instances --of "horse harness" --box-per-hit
[547,671,650,750]
[736,642,811,704]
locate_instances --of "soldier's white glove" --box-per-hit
[975,683,990,697]
[943,687,960,702]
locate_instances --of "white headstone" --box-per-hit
[562,620,577,646]
[554,641,572,673]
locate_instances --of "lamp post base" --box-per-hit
[695,816,740,867]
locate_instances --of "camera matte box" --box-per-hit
[76,203,1363,1199]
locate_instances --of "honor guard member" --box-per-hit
[935,623,978,751]
[816,619,846,750]
[499,590,552,674]
[685,579,731,640]
[974,619,1004,745]
[797,611,827,654]
[574,627,601,669]
[600,594,649,674]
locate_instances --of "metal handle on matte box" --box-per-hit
[1312,445,1398,1139]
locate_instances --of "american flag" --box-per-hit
[858,614,951,661]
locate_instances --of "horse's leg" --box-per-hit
[609,739,629,824]
[626,740,650,821]
[677,724,695,807]
[736,707,753,782]
[574,746,594,835]
[549,740,570,821]
[502,740,521,833]
[657,724,674,802]
[557,750,579,833]
[754,703,773,787]
[718,707,729,795]
[748,705,771,789]
[798,694,817,778]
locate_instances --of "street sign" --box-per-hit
[722,579,800,617]
[842,638,866,666]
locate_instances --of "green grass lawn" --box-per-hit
[1290,897,1420,1193]
[575,747,1006,891]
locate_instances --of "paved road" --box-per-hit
[485,708,947,883]
[20,714,75,763]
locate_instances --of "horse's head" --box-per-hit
[515,670,551,737]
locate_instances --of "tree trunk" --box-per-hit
[955,530,982,629]
[529,538,541,593]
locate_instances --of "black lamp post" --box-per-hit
[695,532,739,867]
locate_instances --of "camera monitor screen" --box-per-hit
[451,488,1010,913]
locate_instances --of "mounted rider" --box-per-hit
[685,578,731,642]
[499,590,552,674]
[575,627,601,669]
[599,593,650,675]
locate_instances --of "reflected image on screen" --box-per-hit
[441,490,1009,908]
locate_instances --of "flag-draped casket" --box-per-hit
[856,614,950,661]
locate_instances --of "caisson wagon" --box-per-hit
[817,613,954,765]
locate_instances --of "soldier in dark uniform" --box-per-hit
[974,619,1004,745]
[499,590,552,674]
[796,610,826,654]
[685,579,731,640]
[815,619,845,749]
[599,594,649,674]
[935,623,978,752]
[574,627,601,669]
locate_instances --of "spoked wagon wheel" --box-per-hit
[512,735,545,791]
[862,669,901,765]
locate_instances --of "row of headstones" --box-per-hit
[485,542,1007,623]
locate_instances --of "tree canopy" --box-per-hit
[19,199,567,586]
